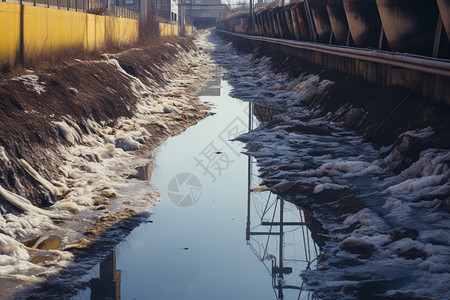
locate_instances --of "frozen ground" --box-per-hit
[206,32,450,299]
[0,35,216,298]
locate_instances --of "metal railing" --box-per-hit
[1,0,139,19]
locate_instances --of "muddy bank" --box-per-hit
[0,37,209,212]
[0,33,216,298]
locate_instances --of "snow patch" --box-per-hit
[56,121,82,145]
[12,75,46,95]
[313,183,348,194]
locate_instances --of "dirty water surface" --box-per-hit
[73,76,318,300]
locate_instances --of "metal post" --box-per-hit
[250,0,255,35]
[278,197,284,300]
[433,15,443,58]
[19,4,24,64]
[246,102,252,242]
[378,26,384,50]
[180,0,186,36]
[303,0,316,42]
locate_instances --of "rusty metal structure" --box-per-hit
[217,0,450,104]
[218,0,450,59]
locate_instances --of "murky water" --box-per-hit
[74,74,318,300]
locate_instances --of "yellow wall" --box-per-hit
[158,23,195,37]
[24,6,87,59]
[185,25,194,35]
[0,3,20,66]
[159,23,179,37]
[109,16,138,45]
[0,3,138,66]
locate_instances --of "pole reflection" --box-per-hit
[246,102,321,300]
[90,250,121,300]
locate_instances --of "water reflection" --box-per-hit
[127,163,153,181]
[136,163,153,182]
[253,103,281,123]
[90,251,121,300]
[79,78,322,300]
[198,75,221,96]
[246,103,319,300]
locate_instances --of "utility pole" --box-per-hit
[250,0,254,35]
[181,0,186,36]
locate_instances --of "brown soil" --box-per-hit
[0,36,208,213]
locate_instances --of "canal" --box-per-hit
[10,30,444,300]
[75,70,318,299]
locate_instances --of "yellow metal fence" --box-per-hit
[0,0,139,19]
[159,23,195,37]
[0,2,138,66]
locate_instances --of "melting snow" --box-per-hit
[206,32,450,299]
[0,33,216,296]
[12,75,46,95]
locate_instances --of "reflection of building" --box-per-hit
[198,76,221,96]
[90,251,121,300]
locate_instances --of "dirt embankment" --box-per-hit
[0,37,209,213]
